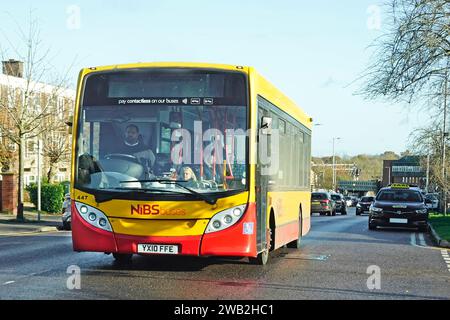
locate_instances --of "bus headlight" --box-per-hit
[80,205,89,214]
[75,201,113,232]
[205,204,247,234]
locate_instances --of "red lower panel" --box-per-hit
[200,202,257,257]
[115,233,202,255]
[71,203,117,253]
[274,221,299,249]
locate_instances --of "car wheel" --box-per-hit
[368,222,377,230]
[418,225,429,233]
[341,210,347,215]
[332,209,336,216]
[356,212,361,216]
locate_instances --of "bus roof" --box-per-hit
[250,67,312,130]
[80,62,250,74]
[78,62,312,129]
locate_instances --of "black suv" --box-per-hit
[356,196,375,215]
[368,184,431,232]
[331,193,347,215]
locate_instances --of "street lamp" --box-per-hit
[332,137,341,191]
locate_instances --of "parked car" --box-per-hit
[368,184,431,232]
[331,193,347,215]
[425,193,439,210]
[356,196,375,215]
[61,193,71,230]
[311,192,336,216]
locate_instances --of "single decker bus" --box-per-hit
[71,62,312,265]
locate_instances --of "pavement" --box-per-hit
[0,209,62,235]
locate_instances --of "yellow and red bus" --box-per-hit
[71,62,312,265]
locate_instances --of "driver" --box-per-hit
[120,124,155,168]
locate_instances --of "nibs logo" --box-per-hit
[131,204,160,215]
[130,204,186,216]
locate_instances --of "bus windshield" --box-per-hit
[75,69,248,198]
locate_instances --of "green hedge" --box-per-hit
[26,183,64,213]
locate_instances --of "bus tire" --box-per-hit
[250,217,273,265]
[249,250,269,265]
[113,253,133,263]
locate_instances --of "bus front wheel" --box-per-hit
[249,250,269,265]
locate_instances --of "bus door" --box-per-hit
[256,107,271,253]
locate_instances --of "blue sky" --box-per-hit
[0,0,430,157]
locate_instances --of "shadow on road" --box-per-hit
[100,254,250,272]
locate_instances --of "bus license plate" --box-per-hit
[390,218,407,224]
[138,244,179,254]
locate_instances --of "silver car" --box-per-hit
[425,193,439,210]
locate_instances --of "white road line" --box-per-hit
[3,281,15,285]
[410,233,417,246]
[441,250,450,273]
[418,233,426,246]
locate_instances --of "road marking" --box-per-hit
[441,250,450,273]
[3,281,15,285]
[418,233,426,246]
[410,233,416,246]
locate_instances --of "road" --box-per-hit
[0,207,449,300]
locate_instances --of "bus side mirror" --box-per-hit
[261,117,272,135]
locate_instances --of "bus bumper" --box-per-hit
[200,202,257,257]
[72,202,257,258]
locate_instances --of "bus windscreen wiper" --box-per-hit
[120,179,218,205]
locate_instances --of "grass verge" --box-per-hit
[429,213,450,242]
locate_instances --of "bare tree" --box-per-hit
[0,17,72,220]
[41,114,71,183]
[360,0,449,104]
